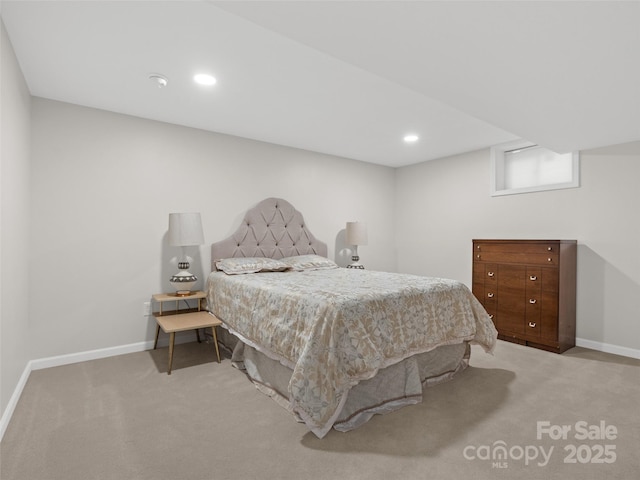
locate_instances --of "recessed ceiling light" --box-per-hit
[194,74,217,86]
[404,134,419,143]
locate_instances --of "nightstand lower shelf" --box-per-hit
[153,310,222,375]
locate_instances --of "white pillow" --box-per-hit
[215,257,289,275]
[282,254,338,271]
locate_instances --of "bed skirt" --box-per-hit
[217,328,470,434]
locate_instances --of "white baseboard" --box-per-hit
[0,359,33,442]
[0,331,199,442]
[30,341,150,371]
[575,337,640,360]
[30,331,197,370]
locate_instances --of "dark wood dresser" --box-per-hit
[472,239,577,353]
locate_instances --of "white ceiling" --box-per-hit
[2,1,638,167]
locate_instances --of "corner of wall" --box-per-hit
[1,17,33,433]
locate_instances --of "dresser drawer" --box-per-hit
[474,251,559,266]
[474,242,560,255]
[473,241,561,266]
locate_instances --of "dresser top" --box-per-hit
[473,239,577,244]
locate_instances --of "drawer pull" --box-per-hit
[528,322,537,328]
[529,275,537,281]
[487,293,494,298]
[529,299,537,304]
[489,314,494,319]
[547,258,553,262]
[547,247,552,251]
[477,254,481,259]
[487,271,495,277]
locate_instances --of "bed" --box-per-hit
[206,198,497,438]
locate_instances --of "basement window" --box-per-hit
[490,139,580,196]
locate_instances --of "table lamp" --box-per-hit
[168,212,204,296]
[346,221,368,269]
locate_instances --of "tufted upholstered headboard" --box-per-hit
[210,197,328,271]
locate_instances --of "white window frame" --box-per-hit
[490,139,580,197]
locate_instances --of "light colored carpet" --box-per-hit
[1,339,639,480]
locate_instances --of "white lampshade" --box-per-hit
[346,221,368,246]
[169,213,204,247]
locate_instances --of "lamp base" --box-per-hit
[170,262,197,296]
[346,255,365,269]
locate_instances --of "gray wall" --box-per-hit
[395,143,640,353]
[28,97,396,360]
[0,20,31,418]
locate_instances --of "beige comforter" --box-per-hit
[206,268,497,437]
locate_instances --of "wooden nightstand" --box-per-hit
[152,291,221,374]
